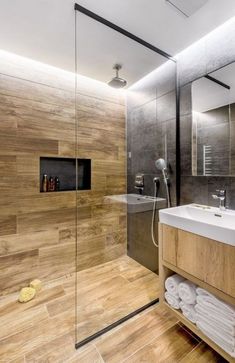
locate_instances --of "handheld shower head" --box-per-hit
[155,158,171,208]
[155,158,167,171]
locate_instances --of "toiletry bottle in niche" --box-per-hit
[42,174,48,192]
[48,176,55,192]
[55,176,60,191]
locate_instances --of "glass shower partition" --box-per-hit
[75,4,177,347]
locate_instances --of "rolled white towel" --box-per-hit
[165,291,181,309]
[165,274,185,296]
[196,320,235,357]
[178,281,197,304]
[179,301,196,323]
[195,304,235,336]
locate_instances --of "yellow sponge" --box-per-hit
[30,279,42,292]
[18,287,36,303]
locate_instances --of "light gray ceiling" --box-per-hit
[0,0,235,85]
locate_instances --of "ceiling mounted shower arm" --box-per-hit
[74,3,175,62]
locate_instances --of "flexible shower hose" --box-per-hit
[151,180,159,248]
[151,177,171,248]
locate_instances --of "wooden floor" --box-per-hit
[0,256,227,362]
[76,256,160,342]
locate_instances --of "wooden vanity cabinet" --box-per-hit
[159,223,235,363]
[160,223,235,299]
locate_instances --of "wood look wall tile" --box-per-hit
[58,141,76,157]
[0,155,17,176]
[0,57,126,301]
[0,215,17,236]
[59,227,76,244]
[0,229,59,256]
[39,243,75,281]
[17,208,76,233]
[16,192,76,214]
[76,237,126,272]
[0,249,39,295]
[0,74,75,108]
[76,215,123,243]
[0,134,58,155]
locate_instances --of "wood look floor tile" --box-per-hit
[123,324,199,363]
[0,304,49,340]
[67,344,103,363]
[75,256,159,343]
[95,307,177,363]
[0,285,65,318]
[25,332,75,363]
[0,310,75,361]
[179,342,227,363]
[0,256,225,363]
[8,357,25,363]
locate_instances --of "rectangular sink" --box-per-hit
[106,194,166,213]
[159,204,235,246]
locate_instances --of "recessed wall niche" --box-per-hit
[40,157,91,192]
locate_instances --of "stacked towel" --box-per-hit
[164,274,185,310]
[197,320,235,357]
[195,304,235,336]
[195,287,235,357]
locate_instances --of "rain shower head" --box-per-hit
[108,64,127,89]
[155,158,167,171]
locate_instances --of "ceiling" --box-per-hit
[0,0,235,86]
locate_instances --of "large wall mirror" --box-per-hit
[191,62,235,176]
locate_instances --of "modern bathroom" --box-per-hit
[0,0,235,362]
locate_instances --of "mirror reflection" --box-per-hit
[192,62,235,176]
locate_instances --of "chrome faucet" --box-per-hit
[212,189,226,211]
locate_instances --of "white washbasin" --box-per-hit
[159,204,235,246]
[106,194,166,213]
